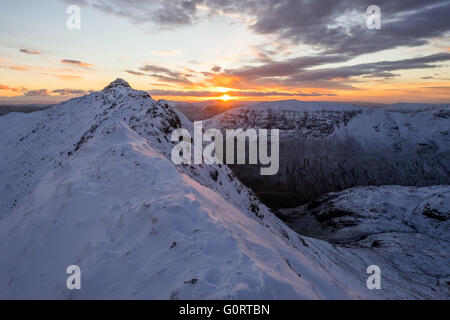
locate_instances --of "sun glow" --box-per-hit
[220,94,232,101]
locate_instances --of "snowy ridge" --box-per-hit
[384,103,450,113]
[240,99,362,112]
[0,79,385,299]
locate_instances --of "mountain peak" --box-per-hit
[102,78,132,92]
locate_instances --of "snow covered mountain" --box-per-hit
[0,80,447,299]
[206,100,450,208]
[0,79,371,299]
[279,185,450,298]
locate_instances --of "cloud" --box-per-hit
[125,70,146,76]
[224,55,347,80]
[149,89,336,97]
[42,73,83,80]
[17,88,93,98]
[0,84,26,93]
[425,86,450,91]
[211,66,221,73]
[60,0,204,26]
[60,0,450,57]
[139,64,193,84]
[140,65,180,75]
[9,65,29,71]
[20,49,40,55]
[362,72,400,79]
[61,59,93,68]
[150,74,193,84]
[212,0,450,57]
[150,89,221,97]
[217,52,450,87]
[288,53,450,82]
[51,89,93,96]
[241,91,337,97]
[24,89,50,97]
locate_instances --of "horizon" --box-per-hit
[1,1,449,105]
[0,78,446,107]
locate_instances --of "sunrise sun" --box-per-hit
[220,94,232,101]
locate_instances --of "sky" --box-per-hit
[0,0,449,104]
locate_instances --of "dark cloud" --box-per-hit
[237,91,337,97]
[20,49,40,55]
[150,89,219,97]
[125,70,146,76]
[220,53,450,87]
[61,0,450,57]
[287,53,450,82]
[139,64,193,84]
[363,72,400,79]
[61,59,93,68]
[51,89,93,96]
[246,0,450,56]
[61,0,204,26]
[225,55,347,80]
[24,89,50,97]
[211,66,221,73]
[58,0,450,91]
[20,88,93,97]
[140,65,181,76]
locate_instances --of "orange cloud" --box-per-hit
[207,74,241,87]
[10,65,29,71]
[42,73,83,80]
[0,58,30,71]
[61,59,93,68]
[0,84,25,93]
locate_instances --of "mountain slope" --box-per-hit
[205,100,450,208]
[280,185,450,298]
[0,79,384,299]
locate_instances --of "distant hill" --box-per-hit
[0,104,54,117]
